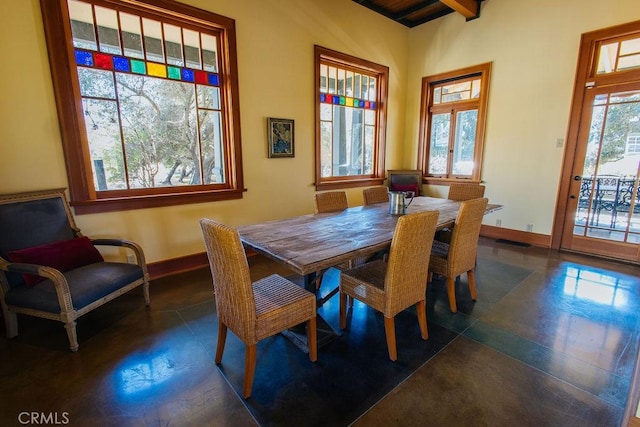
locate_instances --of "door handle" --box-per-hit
[570,195,576,199]
[573,175,582,181]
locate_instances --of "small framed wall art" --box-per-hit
[268,117,294,158]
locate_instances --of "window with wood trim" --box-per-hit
[315,46,388,191]
[596,35,640,74]
[418,63,491,184]
[40,0,244,214]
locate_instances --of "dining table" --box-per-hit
[237,196,502,350]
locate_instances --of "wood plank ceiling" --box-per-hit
[352,0,483,28]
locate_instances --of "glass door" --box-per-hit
[574,86,640,238]
[562,82,640,261]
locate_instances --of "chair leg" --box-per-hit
[307,316,317,362]
[467,269,477,301]
[416,300,428,339]
[143,281,150,306]
[339,292,347,329]
[383,316,397,361]
[446,277,457,313]
[215,322,228,364]
[64,320,79,352]
[243,344,257,399]
[1,305,17,338]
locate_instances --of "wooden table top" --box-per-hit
[238,197,501,277]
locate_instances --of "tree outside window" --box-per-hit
[40,0,243,213]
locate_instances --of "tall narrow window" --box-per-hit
[418,63,491,184]
[40,0,243,213]
[315,46,388,191]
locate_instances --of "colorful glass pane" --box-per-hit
[320,94,326,103]
[370,102,375,109]
[364,101,370,109]
[131,59,146,74]
[147,62,167,78]
[181,68,195,82]
[168,66,181,80]
[75,50,93,66]
[113,56,130,72]
[94,53,113,69]
[339,96,345,105]
[345,97,353,107]
[208,73,219,86]
[333,96,339,104]
[195,70,207,84]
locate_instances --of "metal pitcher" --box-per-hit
[388,191,414,215]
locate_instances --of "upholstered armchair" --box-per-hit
[0,188,150,351]
[387,169,422,196]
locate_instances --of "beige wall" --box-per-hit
[0,0,408,263]
[1,0,639,265]
[405,0,640,234]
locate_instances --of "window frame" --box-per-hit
[627,134,640,154]
[314,45,388,191]
[417,62,492,185]
[40,0,244,214]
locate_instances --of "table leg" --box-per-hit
[282,270,342,352]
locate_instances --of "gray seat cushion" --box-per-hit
[5,262,144,313]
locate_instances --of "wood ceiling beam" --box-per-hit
[395,0,440,20]
[439,0,480,19]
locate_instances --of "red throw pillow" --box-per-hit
[391,183,419,196]
[7,237,104,287]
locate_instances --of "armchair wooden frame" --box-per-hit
[0,188,150,351]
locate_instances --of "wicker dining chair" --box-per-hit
[314,191,348,213]
[200,219,317,398]
[428,197,488,313]
[339,210,439,361]
[313,190,363,303]
[447,183,486,201]
[363,186,389,206]
[437,183,486,243]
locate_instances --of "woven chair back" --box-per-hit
[314,191,348,213]
[363,186,389,206]
[384,210,439,315]
[200,219,256,341]
[447,183,486,201]
[448,198,489,274]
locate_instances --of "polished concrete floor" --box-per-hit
[1,237,639,426]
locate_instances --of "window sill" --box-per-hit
[315,177,385,192]
[423,177,481,186]
[71,189,245,215]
